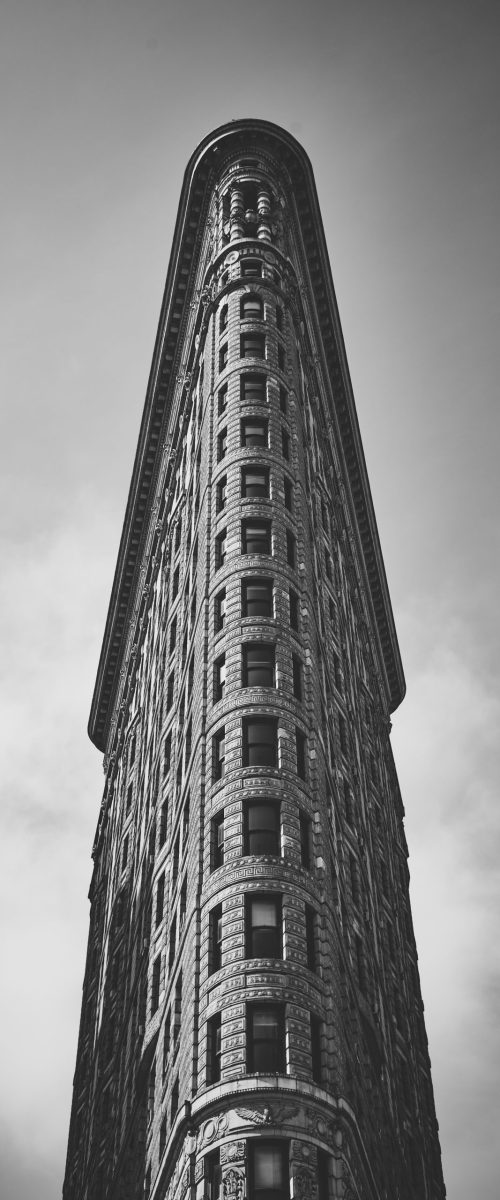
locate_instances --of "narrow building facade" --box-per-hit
[63,120,445,1200]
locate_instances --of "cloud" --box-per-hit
[392,600,500,1197]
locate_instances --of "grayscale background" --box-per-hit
[1,1,499,1196]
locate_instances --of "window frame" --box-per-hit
[242,577,273,618]
[243,717,278,768]
[244,800,281,857]
[241,465,270,499]
[242,642,276,688]
[246,894,282,959]
[242,519,272,556]
[241,416,269,448]
[246,1004,285,1075]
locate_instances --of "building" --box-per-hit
[63,120,446,1200]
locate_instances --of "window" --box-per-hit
[215,529,227,570]
[241,294,263,318]
[162,1013,170,1080]
[126,781,133,812]
[219,304,228,332]
[277,344,285,371]
[310,1013,323,1084]
[305,905,317,971]
[166,671,175,711]
[205,1150,222,1200]
[299,811,312,868]
[276,306,283,332]
[241,465,269,498]
[147,1059,156,1126]
[151,955,161,1015]
[247,1005,285,1074]
[179,876,187,924]
[207,1013,222,1084]
[169,617,177,655]
[218,384,228,415]
[209,904,223,974]
[158,800,168,847]
[296,728,307,779]
[281,428,290,460]
[214,655,226,702]
[286,530,296,568]
[279,387,287,415]
[216,475,227,512]
[172,566,179,598]
[249,1142,289,1200]
[242,643,275,687]
[241,259,262,278]
[246,895,282,958]
[243,718,278,768]
[242,577,273,617]
[292,655,302,700]
[283,476,293,512]
[213,729,225,781]
[241,373,266,404]
[215,589,226,632]
[211,811,224,870]
[173,972,182,1043]
[217,428,227,461]
[219,344,228,371]
[241,333,265,359]
[241,417,268,447]
[155,873,165,928]
[121,836,128,871]
[242,519,271,555]
[289,588,299,631]
[159,1116,167,1157]
[171,1076,179,1121]
[168,915,177,970]
[317,1151,330,1200]
[244,801,280,856]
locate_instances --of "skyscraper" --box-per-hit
[63,120,445,1200]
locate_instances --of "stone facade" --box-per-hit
[63,121,446,1200]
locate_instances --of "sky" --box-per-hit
[1,0,499,1195]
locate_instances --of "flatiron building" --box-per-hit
[63,120,446,1200]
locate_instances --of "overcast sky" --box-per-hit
[1,1,499,1196]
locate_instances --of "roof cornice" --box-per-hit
[88,119,405,751]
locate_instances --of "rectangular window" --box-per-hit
[214,654,226,702]
[216,475,227,512]
[317,1151,330,1200]
[241,259,262,278]
[179,876,187,924]
[219,304,228,332]
[246,895,282,958]
[241,417,268,448]
[171,1076,179,1121]
[283,476,293,512]
[242,519,272,555]
[296,728,307,779]
[219,344,228,372]
[305,905,317,971]
[162,1011,171,1080]
[241,332,265,359]
[172,566,179,598]
[292,654,302,700]
[213,729,225,781]
[241,465,269,498]
[217,428,227,461]
[286,529,296,568]
[241,293,263,319]
[211,811,224,871]
[242,577,273,617]
[151,955,161,1015]
[289,588,299,631]
[215,529,227,570]
[281,428,290,460]
[247,1004,285,1074]
[299,811,311,869]
[215,589,226,632]
[169,616,177,655]
[310,1013,323,1084]
[218,384,228,415]
[279,387,287,415]
[276,306,283,332]
[241,373,266,404]
[243,718,278,768]
[166,671,175,711]
[277,344,285,371]
[126,781,133,812]
[209,904,223,974]
[207,1013,222,1084]
[205,1150,222,1200]
[121,835,129,871]
[155,873,165,928]
[244,801,280,856]
[242,642,275,688]
[249,1142,289,1200]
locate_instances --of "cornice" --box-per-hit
[88,119,405,751]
